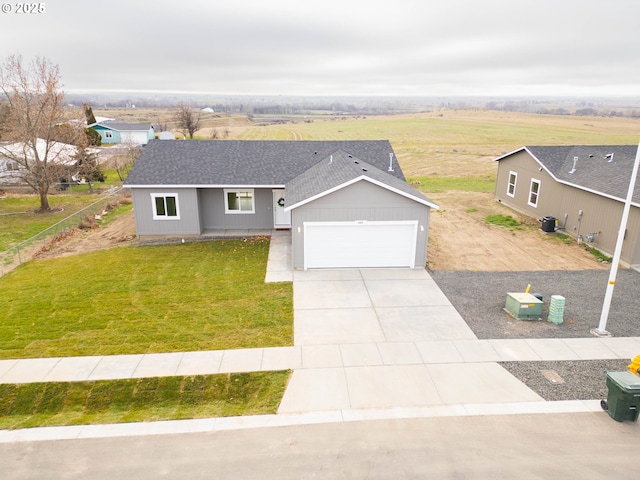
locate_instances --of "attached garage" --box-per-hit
[304,221,418,269]
[286,154,438,270]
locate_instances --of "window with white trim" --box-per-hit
[507,171,517,197]
[528,179,541,207]
[225,189,255,214]
[152,193,180,219]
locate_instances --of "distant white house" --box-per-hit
[159,131,176,140]
[0,139,98,185]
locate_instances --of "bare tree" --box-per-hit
[113,139,142,182]
[173,103,201,139]
[71,129,104,193]
[0,101,9,140]
[0,54,83,211]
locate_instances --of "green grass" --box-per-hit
[0,239,293,359]
[0,371,290,429]
[0,194,106,251]
[485,214,523,229]
[465,208,478,214]
[585,245,613,263]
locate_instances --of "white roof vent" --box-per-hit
[569,156,578,174]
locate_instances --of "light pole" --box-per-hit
[591,140,640,337]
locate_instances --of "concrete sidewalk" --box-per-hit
[2,230,639,443]
[3,337,638,385]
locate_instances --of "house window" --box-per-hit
[528,179,541,207]
[152,193,180,219]
[507,171,517,197]
[225,189,255,214]
[104,131,113,139]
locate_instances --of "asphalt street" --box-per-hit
[1,413,637,480]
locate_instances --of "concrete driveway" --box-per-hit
[279,268,544,414]
[293,268,476,345]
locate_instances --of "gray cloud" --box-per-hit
[1,0,639,96]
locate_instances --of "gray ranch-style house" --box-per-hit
[124,140,438,270]
[494,145,640,268]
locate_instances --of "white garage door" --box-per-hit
[304,221,418,269]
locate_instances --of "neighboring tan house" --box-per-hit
[88,122,154,145]
[124,140,438,269]
[494,145,640,267]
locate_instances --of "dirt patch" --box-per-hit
[34,210,137,260]
[427,191,608,271]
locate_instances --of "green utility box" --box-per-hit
[504,292,544,320]
[604,371,640,422]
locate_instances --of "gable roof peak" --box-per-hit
[497,144,640,203]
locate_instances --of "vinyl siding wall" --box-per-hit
[495,151,640,265]
[131,188,201,238]
[92,126,120,144]
[200,188,275,230]
[291,181,430,269]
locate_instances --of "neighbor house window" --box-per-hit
[104,131,113,138]
[152,193,180,219]
[225,189,255,214]
[528,179,541,207]
[507,171,517,197]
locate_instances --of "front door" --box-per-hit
[273,189,291,228]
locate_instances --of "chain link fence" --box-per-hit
[0,187,128,277]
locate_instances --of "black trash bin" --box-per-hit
[541,216,556,233]
[602,371,640,422]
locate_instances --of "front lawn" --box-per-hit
[0,238,293,359]
[0,371,290,429]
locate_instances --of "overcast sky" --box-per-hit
[1,0,639,97]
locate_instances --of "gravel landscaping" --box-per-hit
[430,269,640,339]
[430,269,640,403]
[499,359,629,402]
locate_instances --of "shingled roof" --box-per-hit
[93,122,152,132]
[496,145,640,203]
[124,140,405,186]
[285,150,437,209]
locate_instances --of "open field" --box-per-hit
[230,110,640,177]
[0,239,293,359]
[94,108,640,178]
